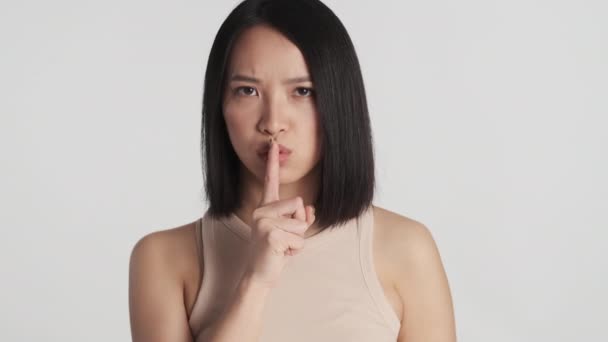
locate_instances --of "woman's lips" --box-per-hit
[257,142,292,164]
[257,143,292,155]
[258,150,291,163]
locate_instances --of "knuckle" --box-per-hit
[257,217,270,229]
[267,228,282,242]
[295,196,303,207]
[252,208,264,221]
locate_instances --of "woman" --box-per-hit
[129,0,456,341]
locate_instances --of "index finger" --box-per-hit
[260,137,280,205]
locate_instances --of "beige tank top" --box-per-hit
[188,205,401,341]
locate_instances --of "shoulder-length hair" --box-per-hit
[202,0,376,230]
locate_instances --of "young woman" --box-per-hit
[129,0,456,341]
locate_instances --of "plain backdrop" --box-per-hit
[1,0,606,341]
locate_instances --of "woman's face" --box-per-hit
[222,24,322,184]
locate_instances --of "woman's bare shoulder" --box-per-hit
[129,220,202,312]
[371,205,428,246]
[128,220,201,341]
[130,221,199,275]
[371,205,456,341]
[370,205,440,291]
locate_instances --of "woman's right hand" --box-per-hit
[242,138,316,289]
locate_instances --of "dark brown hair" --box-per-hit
[201,0,376,230]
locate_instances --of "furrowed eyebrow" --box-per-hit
[229,74,312,84]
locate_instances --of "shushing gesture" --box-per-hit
[242,138,316,289]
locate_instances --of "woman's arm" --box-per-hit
[394,222,457,342]
[197,274,271,342]
[129,232,194,342]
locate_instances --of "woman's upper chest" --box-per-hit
[182,213,406,324]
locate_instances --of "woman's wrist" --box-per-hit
[238,272,274,297]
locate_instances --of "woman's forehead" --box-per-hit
[227,25,310,79]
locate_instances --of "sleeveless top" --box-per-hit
[188,205,401,341]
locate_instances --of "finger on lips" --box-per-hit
[262,136,279,206]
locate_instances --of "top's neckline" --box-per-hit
[218,211,351,250]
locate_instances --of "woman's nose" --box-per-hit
[258,97,288,136]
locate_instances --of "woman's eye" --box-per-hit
[235,86,258,96]
[296,87,314,97]
[233,86,314,97]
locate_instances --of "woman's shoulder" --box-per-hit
[371,205,430,247]
[130,220,199,275]
[129,219,202,312]
[370,206,456,339]
[371,205,439,278]
[128,220,203,338]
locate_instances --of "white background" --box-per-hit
[1,0,606,341]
